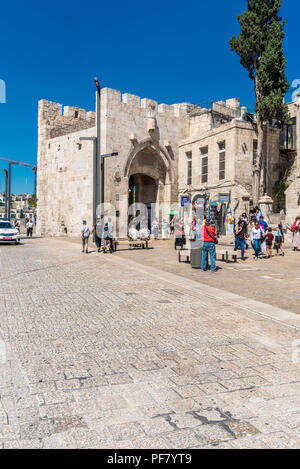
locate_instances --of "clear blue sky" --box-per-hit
[0,0,299,194]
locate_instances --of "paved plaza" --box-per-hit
[0,237,300,449]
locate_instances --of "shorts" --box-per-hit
[266,242,272,246]
[82,236,89,245]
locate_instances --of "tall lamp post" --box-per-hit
[80,79,118,240]
[8,163,12,220]
[94,77,101,213]
[2,169,8,218]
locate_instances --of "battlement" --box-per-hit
[38,99,96,138]
[100,87,200,118]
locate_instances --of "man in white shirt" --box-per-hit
[26,219,33,237]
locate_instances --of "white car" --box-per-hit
[0,221,21,245]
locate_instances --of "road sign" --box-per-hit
[181,196,190,207]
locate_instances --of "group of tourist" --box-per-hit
[80,208,300,261]
[234,207,285,261]
[81,218,114,254]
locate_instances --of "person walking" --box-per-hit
[266,227,274,258]
[234,218,247,260]
[151,218,159,240]
[161,218,169,240]
[26,219,33,237]
[174,218,186,250]
[102,222,111,253]
[255,206,263,221]
[291,216,300,251]
[201,219,217,272]
[170,217,175,235]
[93,217,103,252]
[251,221,264,261]
[81,220,90,253]
[107,217,114,253]
[15,220,20,232]
[274,223,285,256]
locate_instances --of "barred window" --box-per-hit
[186,152,192,186]
[218,142,225,180]
[201,146,208,184]
[253,140,257,165]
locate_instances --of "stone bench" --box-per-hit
[178,248,238,264]
[178,250,190,263]
[115,239,150,251]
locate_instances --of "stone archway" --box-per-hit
[124,139,176,228]
[124,138,175,185]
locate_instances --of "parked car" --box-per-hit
[0,220,21,245]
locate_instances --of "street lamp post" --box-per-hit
[80,79,119,240]
[8,163,12,220]
[2,169,8,218]
[94,77,101,214]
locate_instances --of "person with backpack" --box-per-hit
[265,227,274,258]
[102,222,111,253]
[274,224,285,256]
[251,221,264,261]
[201,219,218,272]
[93,217,103,253]
[81,220,90,253]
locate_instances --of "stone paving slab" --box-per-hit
[0,238,299,449]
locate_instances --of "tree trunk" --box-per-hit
[253,113,264,207]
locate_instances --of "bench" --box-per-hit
[178,248,238,264]
[178,250,190,263]
[114,239,150,251]
[216,249,238,263]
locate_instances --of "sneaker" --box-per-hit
[255,257,258,261]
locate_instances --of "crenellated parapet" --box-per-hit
[38,99,96,139]
[100,87,199,118]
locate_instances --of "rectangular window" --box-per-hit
[186,151,192,186]
[201,146,208,184]
[218,142,225,180]
[253,140,257,165]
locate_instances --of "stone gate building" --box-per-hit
[37,87,286,237]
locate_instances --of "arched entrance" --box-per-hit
[129,174,158,228]
[124,139,175,228]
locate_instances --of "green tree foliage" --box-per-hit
[230,0,289,205]
[27,195,37,208]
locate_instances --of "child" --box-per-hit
[274,224,285,256]
[103,222,111,253]
[81,220,90,253]
[266,227,274,258]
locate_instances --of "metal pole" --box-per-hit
[3,169,8,218]
[93,138,97,233]
[94,78,101,215]
[8,163,11,221]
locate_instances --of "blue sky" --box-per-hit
[0,0,299,194]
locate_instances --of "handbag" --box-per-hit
[205,225,218,245]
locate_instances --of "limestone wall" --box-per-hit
[178,120,254,204]
[285,101,300,223]
[37,90,191,237]
[37,100,96,236]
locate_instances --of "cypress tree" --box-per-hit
[230,0,289,206]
